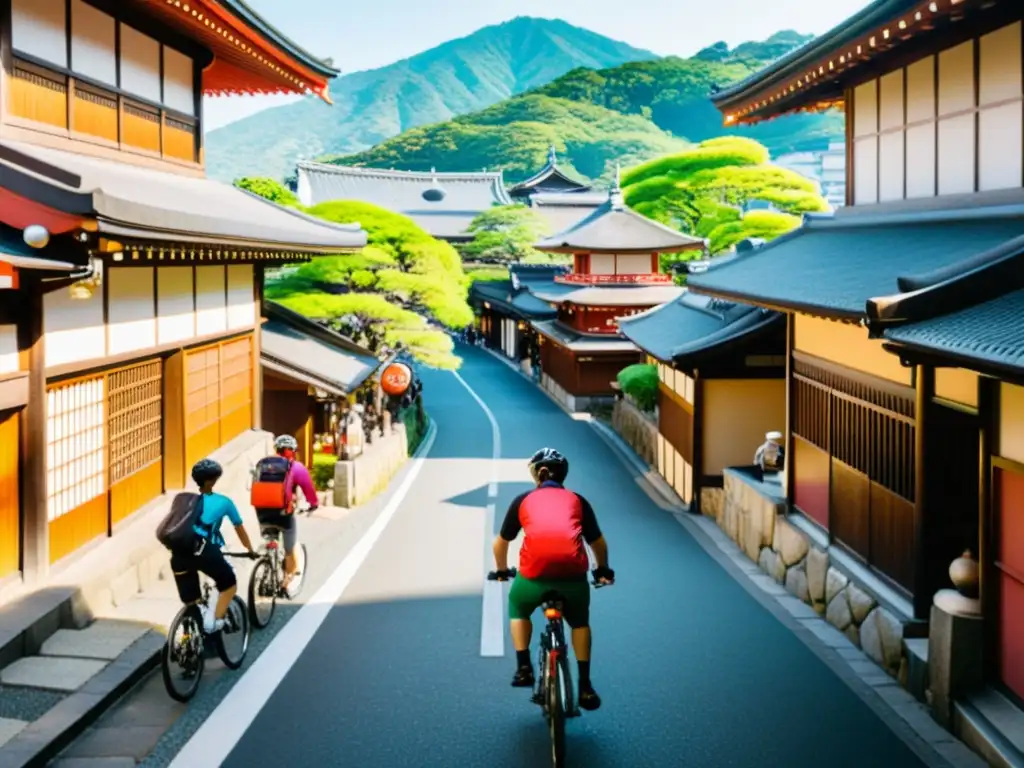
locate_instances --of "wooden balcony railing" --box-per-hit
[8,55,200,165]
[555,273,673,285]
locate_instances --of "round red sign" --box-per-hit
[380,362,413,397]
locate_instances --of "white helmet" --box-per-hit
[274,434,298,452]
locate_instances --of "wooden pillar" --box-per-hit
[251,266,264,430]
[691,369,704,515]
[17,277,47,582]
[913,364,935,620]
[978,376,998,653]
[784,313,796,505]
[163,350,186,491]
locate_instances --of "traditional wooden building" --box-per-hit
[0,0,365,586]
[696,0,1024,628]
[469,264,567,361]
[294,163,513,242]
[260,301,379,463]
[508,146,592,202]
[618,293,785,512]
[528,179,704,410]
[507,147,604,234]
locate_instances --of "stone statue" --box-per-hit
[754,431,785,473]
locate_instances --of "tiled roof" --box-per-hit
[0,141,366,252]
[535,192,706,254]
[884,289,1024,376]
[468,279,558,320]
[687,211,1024,319]
[618,292,783,365]
[531,320,638,353]
[295,163,511,239]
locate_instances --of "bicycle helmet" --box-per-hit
[191,458,223,486]
[528,447,569,484]
[274,434,299,453]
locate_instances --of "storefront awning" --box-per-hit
[687,207,1024,320]
[260,305,380,396]
[619,292,783,367]
[0,141,366,252]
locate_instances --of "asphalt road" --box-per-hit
[179,344,933,768]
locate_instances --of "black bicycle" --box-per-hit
[248,524,309,628]
[487,567,611,768]
[161,551,257,702]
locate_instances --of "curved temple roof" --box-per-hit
[295,163,513,240]
[535,179,706,255]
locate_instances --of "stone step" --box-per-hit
[0,717,28,749]
[0,656,108,692]
[40,621,150,661]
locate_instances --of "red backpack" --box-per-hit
[250,456,294,513]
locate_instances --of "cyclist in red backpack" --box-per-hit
[253,435,318,597]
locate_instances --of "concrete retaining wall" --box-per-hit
[713,469,910,684]
[333,424,409,508]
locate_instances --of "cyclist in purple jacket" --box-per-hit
[257,435,318,597]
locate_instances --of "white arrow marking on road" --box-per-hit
[167,423,438,768]
[450,370,505,658]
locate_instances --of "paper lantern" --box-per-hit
[381,362,413,397]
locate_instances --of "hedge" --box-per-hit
[617,364,658,412]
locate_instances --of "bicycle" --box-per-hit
[487,567,611,768]
[249,497,313,629]
[160,551,257,702]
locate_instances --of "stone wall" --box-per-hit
[611,398,658,466]
[715,469,909,682]
[333,423,410,508]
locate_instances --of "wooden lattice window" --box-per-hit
[108,361,163,484]
[46,377,106,522]
[186,347,220,439]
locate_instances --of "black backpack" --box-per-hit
[156,492,205,552]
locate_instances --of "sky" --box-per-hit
[202,0,871,131]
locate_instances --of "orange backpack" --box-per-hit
[250,456,294,513]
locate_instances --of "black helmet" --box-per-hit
[191,458,223,486]
[528,447,568,484]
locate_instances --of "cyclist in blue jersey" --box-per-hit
[170,459,258,633]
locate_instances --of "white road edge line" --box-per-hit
[168,421,438,768]
[450,370,505,658]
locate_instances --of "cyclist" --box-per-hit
[172,459,258,634]
[491,447,614,711]
[256,435,318,597]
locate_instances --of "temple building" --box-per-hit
[508,147,605,235]
[528,176,704,411]
[618,288,785,513]
[0,0,365,585]
[693,0,1024,753]
[508,146,593,202]
[294,163,512,241]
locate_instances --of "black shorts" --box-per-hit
[170,540,236,604]
[256,508,296,551]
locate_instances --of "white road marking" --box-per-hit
[450,370,505,658]
[168,423,438,768]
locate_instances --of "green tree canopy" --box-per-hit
[460,204,553,263]
[239,184,471,370]
[235,176,300,207]
[622,137,829,255]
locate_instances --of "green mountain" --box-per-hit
[204,17,656,182]
[324,31,843,185]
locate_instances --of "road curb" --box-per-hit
[0,629,164,768]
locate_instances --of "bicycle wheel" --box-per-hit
[161,604,205,702]
[215,595,249,669]
[286,543,309,599]
[547,649,567,768]
[248,556,277,629]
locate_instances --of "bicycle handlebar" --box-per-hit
[223,551,259,560]
[487,567,615,588]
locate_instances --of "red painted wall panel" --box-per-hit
[998,466,1024,699]
[793,436,829,529]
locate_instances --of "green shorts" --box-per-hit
[508,574,591,629]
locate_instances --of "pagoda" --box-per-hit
[508,146,593,202]
[527,171,706,411]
